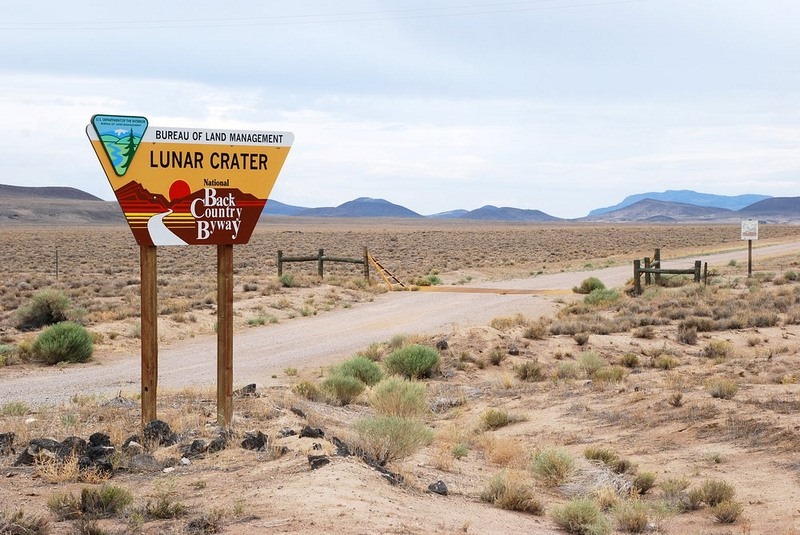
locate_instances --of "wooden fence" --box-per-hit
[277,247,370,280]
[633,248,704,295]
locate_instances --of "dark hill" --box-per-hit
[461,205,561,222]
[583,199,731,222]
[737,197,800,221]
[298,197,422,218]
[589,190,770,216]
[0,184,103,201]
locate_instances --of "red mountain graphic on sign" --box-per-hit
[116,181,169,213]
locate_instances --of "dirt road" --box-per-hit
[2,240,797,406]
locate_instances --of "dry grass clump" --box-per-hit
[532,447,575,486]
[480,408,526,430]
[353,415,434,465]
[0,509,50,534]
[703,339,734,362]
[481,470,544,515]
[711,500,744,523]
[550,498,610,535]
[613,500,649,533]
[514,360,546,381]
[706,378,739,400]
[369,377,428,417]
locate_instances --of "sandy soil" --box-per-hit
[2,238,800,534]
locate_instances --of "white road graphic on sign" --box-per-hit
[147,210,188,246]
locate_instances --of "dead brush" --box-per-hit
[480,470,544,515]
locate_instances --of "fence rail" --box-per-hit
[633,248,703,295]
[277,247,370,280]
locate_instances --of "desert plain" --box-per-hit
[2,219,800,534]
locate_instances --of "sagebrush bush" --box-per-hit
[32,322,93,365]
[583,446,618,466]
[573,277,605,295]
[514,360,546,381]
[632,472,656,495]
[711,500,743,523]
[370,377,428,417]
[321,373,365,405]
[481,408,520,430]
[336,355,384,386]
[584,288,622,306]
[291,380,321,401]
[481,470,544,514]
[353,415,433,464]
[550,498,610,535]
[706,378,738,400]
[81,484,134,519]
[384,344,440,379]
[532,448,575,486]
[0,509,50,534]
[578,351,605,377]
[703,340,734,361]
[15,289,72,330]
[700,479,736,506]
[613,500,649,533]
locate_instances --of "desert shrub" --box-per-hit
[583,446,618,466]
[532,448,575,486]
[574,332,590,346]
[573,277,605,294]
[292,380,321,401]
[610,457,636,475]
[514,360,546,381]
[523,320,549,340]
[652,354,679,370]
[700,479,736,506]
[585,288,622,306]
[593,366,625,384]
[358,342,385,361]
[703,340,734,361]
[321,373,365,405]
[667,392,683,407]
[0,509,50,534]
[481,408,524,430]
[556,362,580,380]
[480,470,544,514]
[80,484,134,519]
[336,355,384,386]
[15,289,72,331]
[784,270,799,281]
[278,274,295,287]
[550,498,610,535]
[144,479,186,519]
[384,344,440,379]
[632,472,656,495]
[613,500,649,533]
[32,322,93,365]
[706,378,738,400]
[488,347,507,365]
[370,377,428,417]
[578,351,605,377]
[711,500,743,523]
[353,415,433,464]
[619,353,639,368]
[677,324,698,345]
[47,491,83,520]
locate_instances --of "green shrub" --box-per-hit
[532,448,575,486]
[81,484,134,519]
[677,324,698,345]
[711,500,743,523]
[578,351,605,377]
[550,498,610,535]
[613,500,649,533]
[514,360,546,381]
[336,356,384,386]
[619,353,640,368]
[32,322,93,365]
[15,289,72,331]
[481,470,544,514]
[47,491,82,520]
[593,366,625,384]
[353,415,433,464]
[703,340,734,361]
[481,408,522,430]
[370,377,428,417]
[583,446,619,466]
[632,472,656,495]
[700,479,736,506]
[707,378,738,400]
[573,277,605,295]
[278,274,295,287]
[384,344,440,379]
[292,380,321,401]
[321,373,365,405]
[585,288,621,306]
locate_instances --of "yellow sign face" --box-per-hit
[87,115,293,246]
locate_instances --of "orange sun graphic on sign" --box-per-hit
[169,180,191,202]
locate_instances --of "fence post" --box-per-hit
[363,247,370,281]
[277,250,283,276]
[693,260,701,283]
[318,248,324,278]
[654,248,661,285]
[644,257,651,286]
[633,259,641,295]
[704,262,708,285]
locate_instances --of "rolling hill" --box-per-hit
[589,190,771,216]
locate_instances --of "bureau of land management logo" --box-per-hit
[87,114,293,247]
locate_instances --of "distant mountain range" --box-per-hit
[1,184,798,223]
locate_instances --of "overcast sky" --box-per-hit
[1,1,797,218]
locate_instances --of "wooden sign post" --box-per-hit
[88,115,293,427]
[741,219,758,278]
